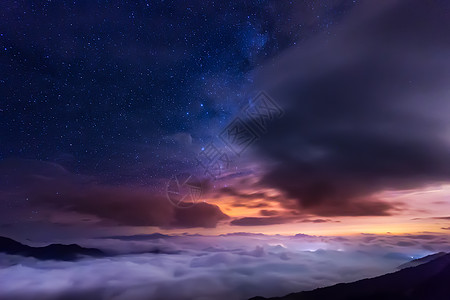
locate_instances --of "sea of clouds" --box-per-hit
[0,233,449,300]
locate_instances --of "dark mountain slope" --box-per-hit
[0,236,105,261]
[398,252,447,269]
[251,252,450,300]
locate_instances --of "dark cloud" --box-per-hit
[260,210,279,216]
[231,215,338,226]
[230,217,287,226]
[171,202,229,228]
[249,0,450,217]
[0,159,229,231]
[300,219,337,223]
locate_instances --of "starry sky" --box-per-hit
[1,0,351,180]
[1,0,450,241]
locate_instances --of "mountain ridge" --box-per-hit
[250,252,450,300]
[0,236,105,261]
[397,252,447,270]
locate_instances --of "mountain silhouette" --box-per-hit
[0,236,105,261]
[397,252,447,270]
[250,252,450,300]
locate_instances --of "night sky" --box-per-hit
[1,0,450,239]
[1,1,450,300]
[1,0,352,179]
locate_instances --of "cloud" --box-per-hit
[0,233,449,300]
[171,202,229,228]
[216,186,297,210]
[230,215,338,226]
[218,187,267,200]
[230,217,288,226]
[97,234,173,241]
[0,159,229,231]
[247,0,450,217]
[412,216,450,221]
[300,219,337,223]
[260,210,279,216]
